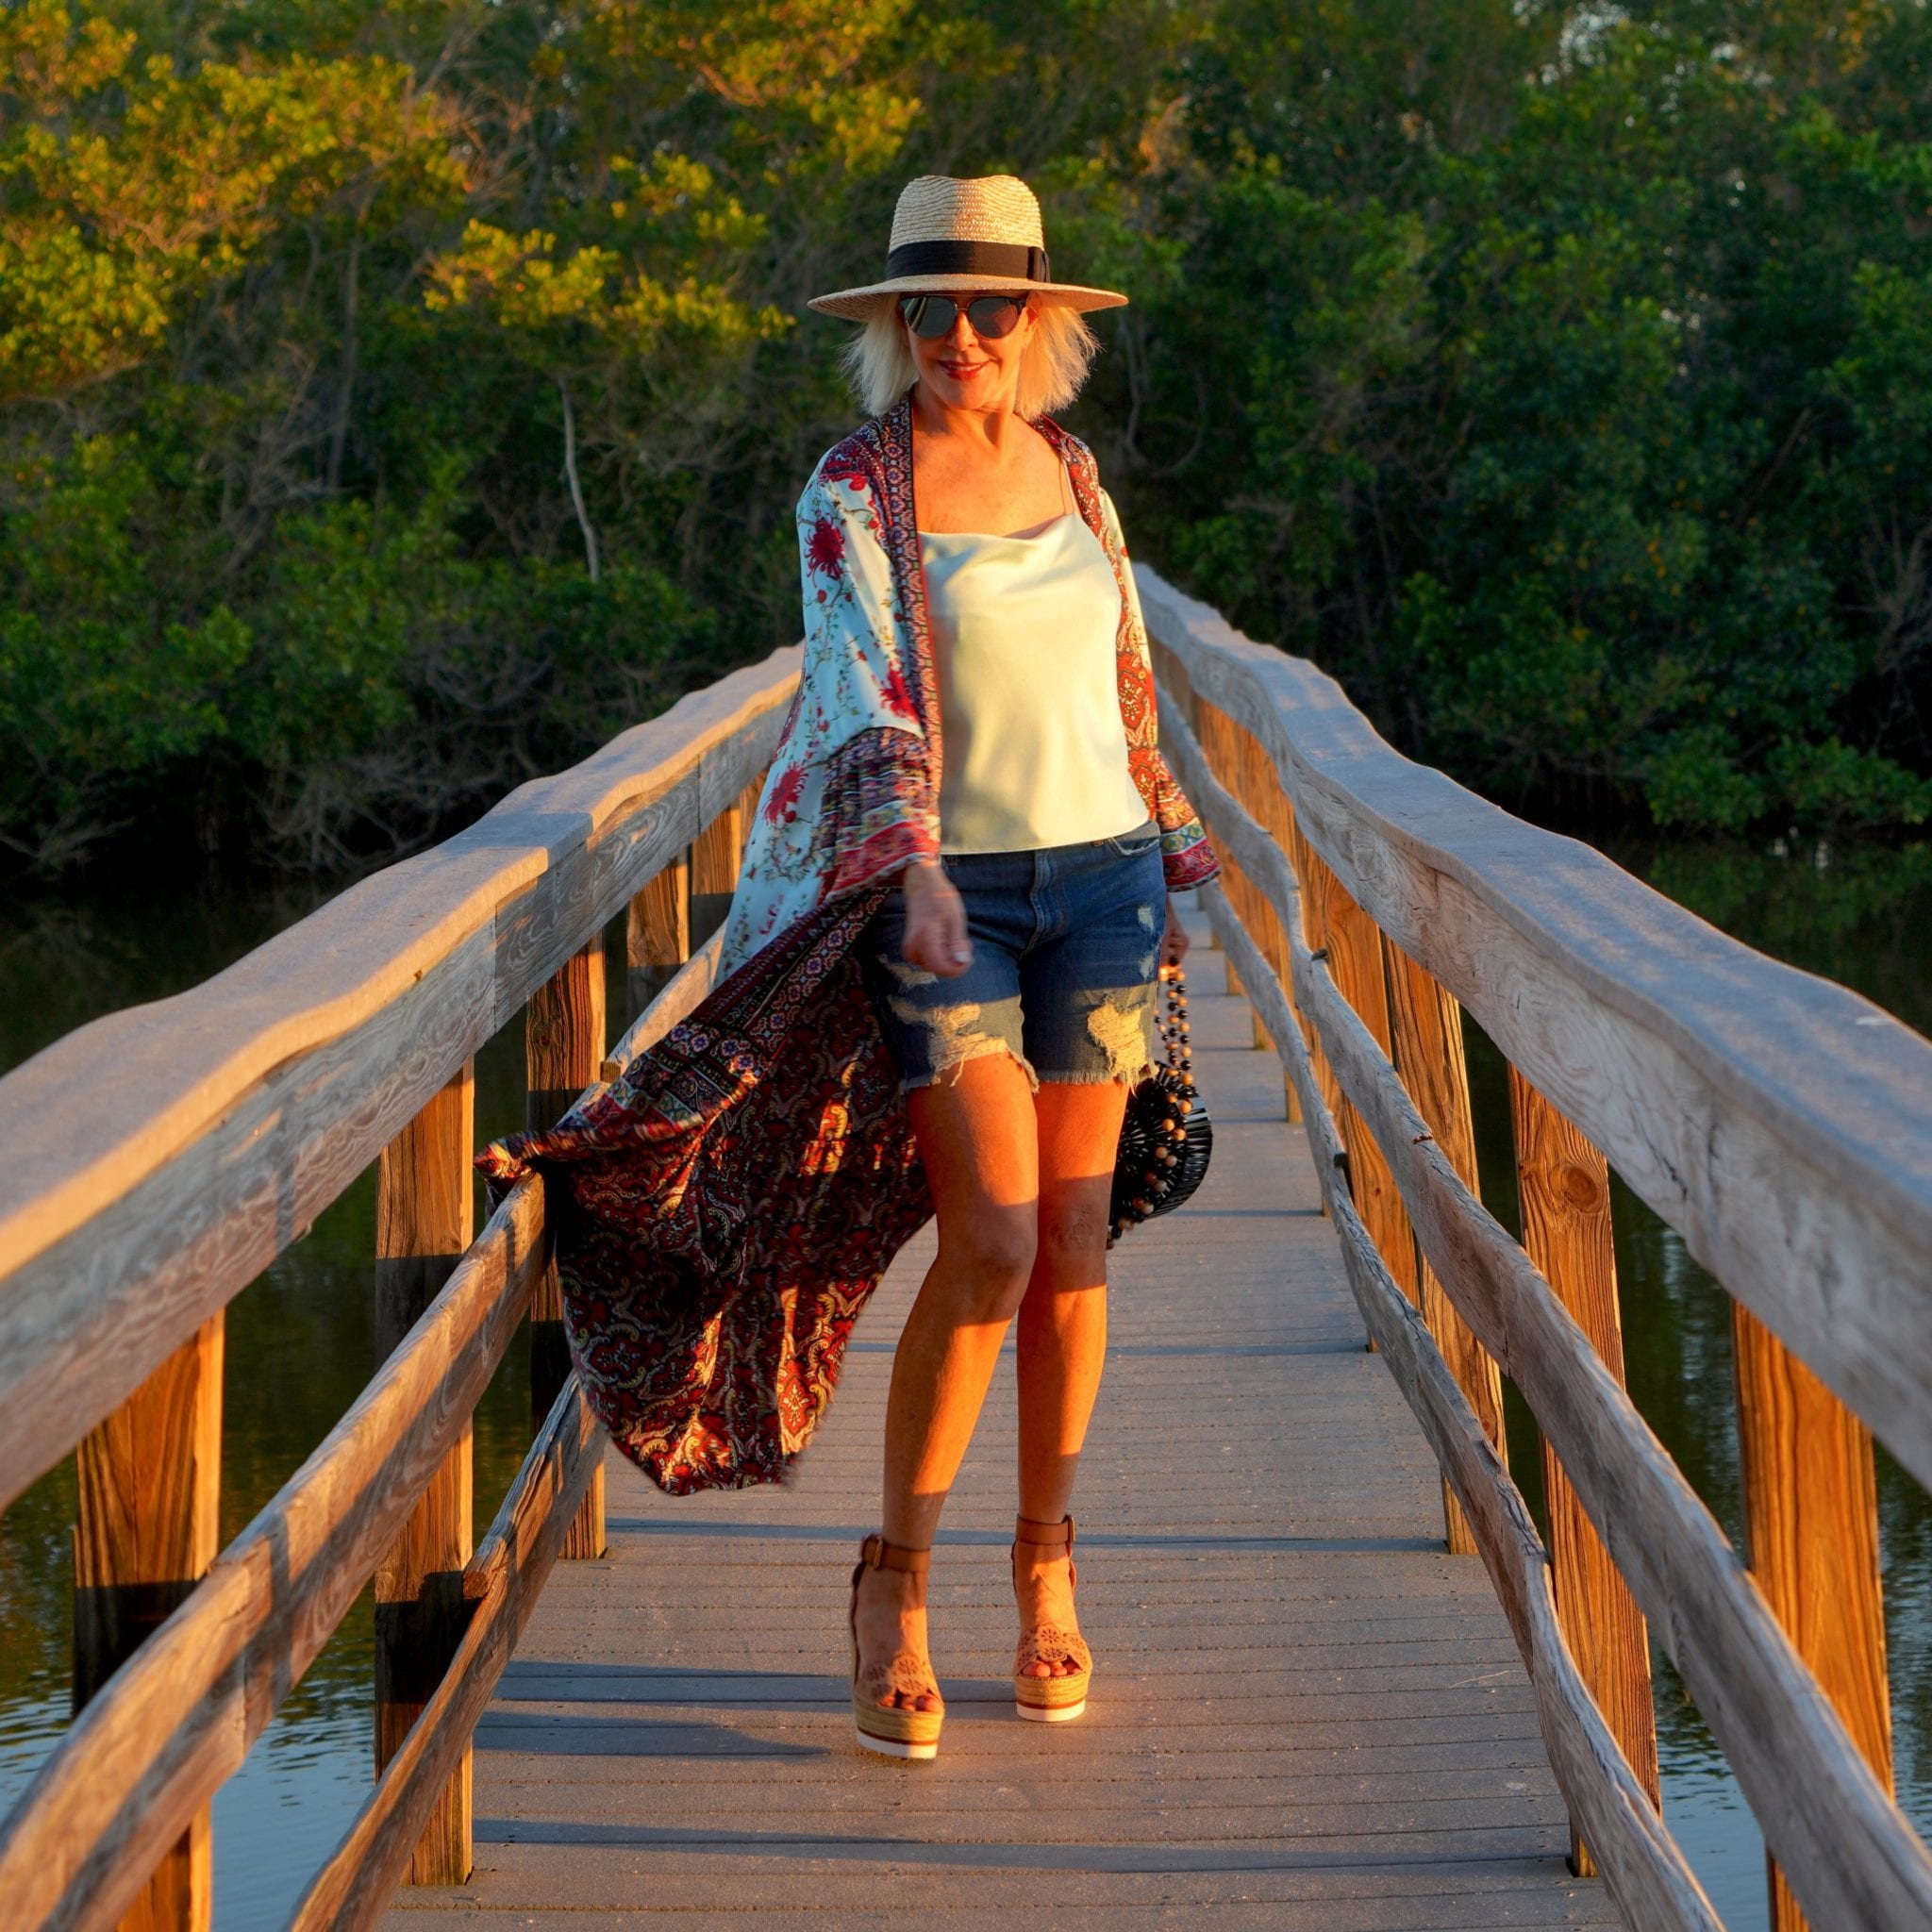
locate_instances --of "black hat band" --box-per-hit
[884,240,1051,282]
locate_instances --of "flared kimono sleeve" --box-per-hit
[1096,487,1220,892]
[722,457,940,973]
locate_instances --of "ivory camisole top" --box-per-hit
[920,510,1151,855]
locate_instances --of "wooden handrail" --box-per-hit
[0,654,792,1927]
[1148,588,1932,1931]
[1139,568,1932,1501]
[0,646,798,1516]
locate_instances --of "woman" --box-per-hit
[478,174,1216,1767]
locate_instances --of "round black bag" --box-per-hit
[1108,963,1212,1246]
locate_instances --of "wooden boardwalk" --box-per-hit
[383,925,1616,1929]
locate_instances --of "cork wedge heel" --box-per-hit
[848,1534,944,1760]
[1011,1512,1092,1723]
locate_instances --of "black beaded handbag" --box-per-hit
[1108,963,1213,1246]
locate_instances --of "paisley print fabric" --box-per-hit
[478,392,1217,1494]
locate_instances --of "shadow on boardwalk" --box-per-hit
[384,921,1617,1930]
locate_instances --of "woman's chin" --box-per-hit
[924,369,1005,411]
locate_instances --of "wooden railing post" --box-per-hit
[1732,1305,1892,1931]
[1385,944,1508,1557]
[690,781,758,947]
[625,854,691,1025]
[1306,858,1424,1306]
[1508,1068,1660,1871]
[73,1313,224,1932]
[374,1060,475,1885]
[526,935,608,1560]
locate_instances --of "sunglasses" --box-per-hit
[897,292,1028,341]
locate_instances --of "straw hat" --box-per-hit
[808,175,1128,321]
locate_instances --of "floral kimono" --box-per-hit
[477,393,1217,1494]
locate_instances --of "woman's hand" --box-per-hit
[1160,895,1190,973]
[901,858,973,978]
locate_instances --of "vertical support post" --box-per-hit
[1509,1067,1660,1870]
[1311,861,1423,1313]
[690,792,747,946]
[73,1314,224,1932]
[1732,1305,1892,1931]
[526,934,608,1559]
[1384,943,1507,1556]
[1229,725,1300,1114]
[374,1061,475,1884]
[625,854,691,1024]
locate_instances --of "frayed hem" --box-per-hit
[1035,1058,1156,1090]
[903,1039,1041,1095]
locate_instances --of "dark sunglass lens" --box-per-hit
[902,295,958,340]
[966,296,1023,339]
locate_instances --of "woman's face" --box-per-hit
[904,292,1037,416]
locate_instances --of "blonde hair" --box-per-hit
[842,301,1101,420]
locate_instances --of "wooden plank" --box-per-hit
[0,648,798,1514]
[1384,943,1506,1558]
[1140,566,1932,1501]
[1733,1302,1894,1931]
[1208,850,1932,1928]
[0,1176,550,1932]
[290,1374,605,1932]
[1507,1069,1661,1870]
[373,1062,475,1886]
[525,941,607,1562]
[72,1313,224,1932]
[625,855,690,1021]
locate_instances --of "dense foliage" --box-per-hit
[4,0,1930,872]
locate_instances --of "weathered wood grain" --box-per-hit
[1166,717,1932,1929]
[525,941,608,1560]
[1234,882,1932,1926]
[1733,1301,1894,1932]
[72,1313,224,1932]
[290,1374,606,1932]
[0,1176,550,1932]
[1508,1069,1660,1871]
[1141,567,1932,1501]
[374,1063,477,1887]
[0,650,799,1513]
[1209,887,1716,1930]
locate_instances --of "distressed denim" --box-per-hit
[860,824,1165,1092]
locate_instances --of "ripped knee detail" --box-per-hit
[897,998,1040,1094]
[1080,993,1158,1086]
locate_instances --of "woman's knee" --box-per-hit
[934,1207,1038,1319]
[1037,1196,1111,1281]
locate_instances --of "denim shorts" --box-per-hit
[859,824,1166,1092]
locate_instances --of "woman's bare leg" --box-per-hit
[1013,1079,1127,1675]
[856,1051,1040,1711]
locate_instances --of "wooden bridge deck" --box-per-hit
[384,925,1616,1929]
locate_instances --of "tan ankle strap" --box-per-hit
[858,1533,931,1575]
[1014,1512,1075,1550]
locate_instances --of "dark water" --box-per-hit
[0,834,1927,1925]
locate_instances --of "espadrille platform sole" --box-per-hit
[1011,1512,1093,1725]
[848,1533,944,1761]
